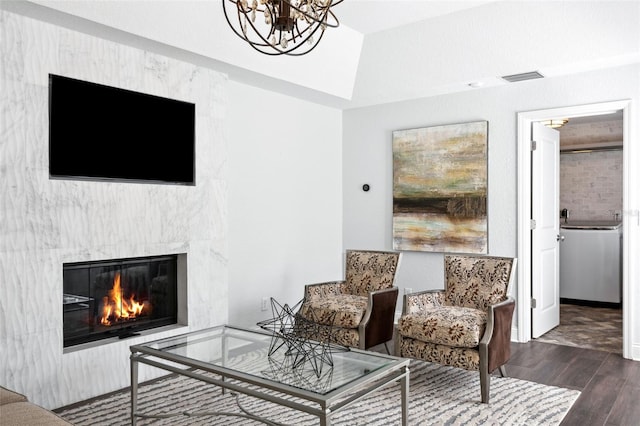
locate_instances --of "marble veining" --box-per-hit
[0,10,228,409]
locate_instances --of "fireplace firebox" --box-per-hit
[63,255,178,348]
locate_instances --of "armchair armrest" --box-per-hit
[303,280,345,300]
[359,286,399,350]
[402,290,445,315]
[479,296,516,374]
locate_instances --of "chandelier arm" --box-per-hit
[244,1,282,47]
[224,0,281,49]
[245,10,325,54]
[256,26,323,56]
[279,22,327,56]
[245,42,290,56]
[280,9,329,43]
[244,14,280,47]
[263,19,324,55]
[284,1,340,29]
[326,9,339,27]
[292,20,322,43]
[223,1,266,45]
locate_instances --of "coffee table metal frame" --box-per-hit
[129,325,409,426]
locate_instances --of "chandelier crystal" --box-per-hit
[223,0,343,56]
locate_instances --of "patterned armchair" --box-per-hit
[395,255,517,403]
[296,250,402,353]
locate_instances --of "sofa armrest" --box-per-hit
[359,287,399,349]
[479,296,516,373]
[1,386,28,405]
[1,386,72,425]
[303,280,345,300]
[402,289,445,315]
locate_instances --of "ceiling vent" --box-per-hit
[501,71,544,83]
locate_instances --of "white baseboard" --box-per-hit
[631,343,640,361]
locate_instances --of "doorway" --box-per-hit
[516,100,633,360]
[534,112,623,353]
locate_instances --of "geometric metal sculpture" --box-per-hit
[257,298,349,378]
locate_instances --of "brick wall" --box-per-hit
[559,150,623,221]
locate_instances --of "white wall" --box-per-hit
[0,10,228,408]
[227,82,344,328]
[343,64,639,351]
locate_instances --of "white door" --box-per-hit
[531,122,561,338]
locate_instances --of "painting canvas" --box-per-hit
[392,121,488,253]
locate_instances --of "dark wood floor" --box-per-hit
[373,336,639,425]
[506,341,640,425]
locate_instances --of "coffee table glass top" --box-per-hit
[131,325,403,395]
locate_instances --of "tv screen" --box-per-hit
[49,74,195,185]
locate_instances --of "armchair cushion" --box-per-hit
[405,290,445,314]
[298,294,368,328]
[294,322,361,348]
[398,339,481,371]
[444,255,514,310]
[398,305,487,348]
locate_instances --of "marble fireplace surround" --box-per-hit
[0,11,228,409]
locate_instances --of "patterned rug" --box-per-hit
[57,360,579,425]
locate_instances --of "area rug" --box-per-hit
[57,360,580,425]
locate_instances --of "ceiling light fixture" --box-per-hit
[223,0,344,56]
[541,119,569,129]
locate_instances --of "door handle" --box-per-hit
[557,234,565,242]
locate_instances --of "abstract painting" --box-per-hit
[392,121,488,253]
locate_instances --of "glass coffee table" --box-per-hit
[130,325,409,425]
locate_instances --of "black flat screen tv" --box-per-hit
[49,74,195,185]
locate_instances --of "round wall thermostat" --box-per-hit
[362,184,370,192]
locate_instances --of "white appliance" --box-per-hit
[559,221,622,304]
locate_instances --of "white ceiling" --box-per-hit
[3,1,639,110]
[336,0,496,35]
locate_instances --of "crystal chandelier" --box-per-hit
[223,0,343,56]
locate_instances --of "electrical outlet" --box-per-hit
[261,297,269,312]
[404,287,413,295]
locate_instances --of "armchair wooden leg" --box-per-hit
[499,365,507,377]
[480,367,489,403]
[480,365,506,403]
[383,341,391,355]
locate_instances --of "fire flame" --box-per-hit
[100,273,145,326]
